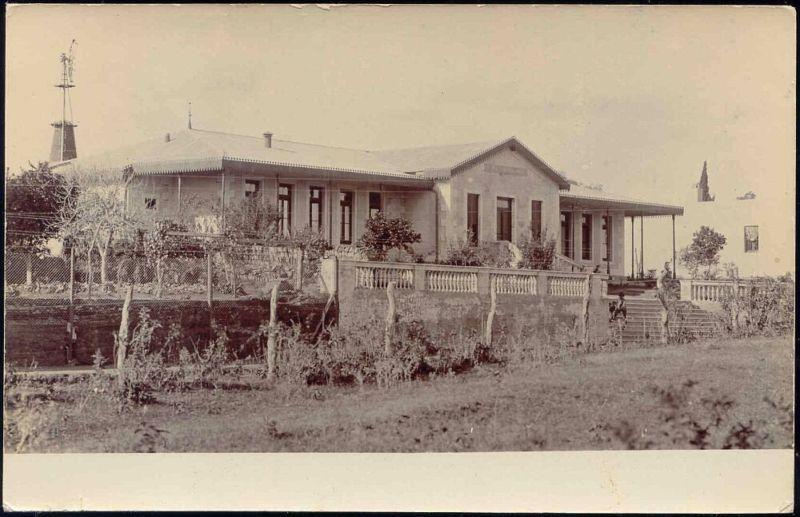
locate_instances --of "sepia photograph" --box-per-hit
[3,3,795,512]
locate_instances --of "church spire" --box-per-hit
[697,161,714,202]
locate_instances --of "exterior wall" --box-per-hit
[395,190,437,260]
[625,180,794,279]
[444,147,562,247]
[433,180,451,257]
[676,195,795,277]
[334,259,610,344]
[128,173,243,221]
[126,170,437,257]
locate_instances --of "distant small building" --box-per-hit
[676,162,794,278]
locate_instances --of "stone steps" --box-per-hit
[608,294,720,342]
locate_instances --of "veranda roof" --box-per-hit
[560,183,684,217]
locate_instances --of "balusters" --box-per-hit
[355,265,413,290]
[426,270,478,293]
[491,273,537,295]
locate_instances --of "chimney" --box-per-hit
[165,133,171,143]
[263,132,273,148]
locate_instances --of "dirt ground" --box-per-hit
[4,335,793,452]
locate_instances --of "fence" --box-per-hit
[680,278,769,304]
[341,259,604,299]
[4,244,329,368]
[5,245,305,304]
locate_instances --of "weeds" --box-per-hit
[603,379,786,450]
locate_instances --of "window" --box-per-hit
[467,194,480,244]
[278,184,292,236]
[602,215,613,261]
[309,186,323,233]
[581,213,592,260]
[560,211,573,258]
[244,179,262,199]
[744,226,759,253]
[496,197,513,242]
[340,191,354,244]
[144,198,157,210]
[369,192,382,219]
[531,200,542,240]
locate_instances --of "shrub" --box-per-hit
[221,196,282,242]
[288,226,333,279]
[443,233,483,266]
[114,308,166,409]
[443,234,514,268]
[358,212,421,261]
[720,275,794,336]
[517,229,557,270]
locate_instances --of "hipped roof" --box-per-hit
[52,129,570,188]
[52,127,682,215]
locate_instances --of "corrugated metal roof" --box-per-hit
[561,183,684,215]
[52,129,568,186]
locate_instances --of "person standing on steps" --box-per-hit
[658,261,674,299]
[612,292,627,323]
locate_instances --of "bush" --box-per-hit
[288,226,333,279]
[115,308,166,409]
[517,229,557,270]
[358,212,421,261]
[720,275,794,336]
[443,234,514,268]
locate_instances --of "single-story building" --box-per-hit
[53,128,684,279]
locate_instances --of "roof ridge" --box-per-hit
[372,137,507,153]
[188,127,374,152]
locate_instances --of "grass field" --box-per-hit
[4,335,793,452]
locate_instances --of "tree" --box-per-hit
[680,226,727,279]
[219,195,282,243]
[55,166,136,293]
[358,212,421,261]
[5,162,72,284]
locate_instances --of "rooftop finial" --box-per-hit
[188,101,192,129]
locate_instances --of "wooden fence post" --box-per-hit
[115,284,134,384]
[65,249,76,364]
[485,276,497,346]
[266,283,280,381]
[68,249,75,305]
[581,273,592,345]
[206,250,213,309]
[384,281,397,356]
[86,250,93,300]
[731,277,741,332]
[295,248,304,291]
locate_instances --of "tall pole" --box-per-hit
[630,215,635,279]
[671,214,677,279]
[177,176,182,215]
[639,214,644,278]
[60,54,66,161]
[606,209,610,275]
[220,172,226,224]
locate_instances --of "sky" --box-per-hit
[5,4,796,269]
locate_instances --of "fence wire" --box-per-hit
[5,244,306,305]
